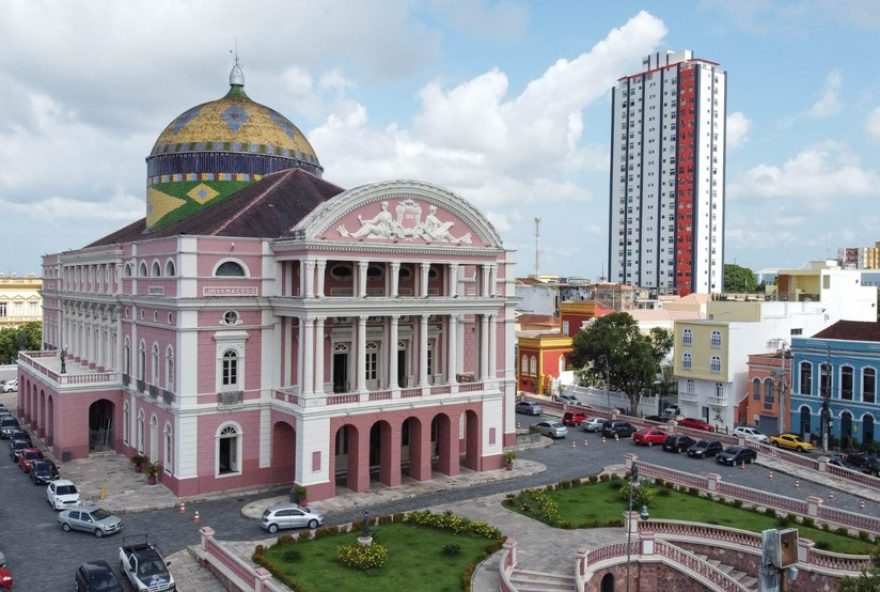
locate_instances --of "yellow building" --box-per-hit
[0,274,42,329]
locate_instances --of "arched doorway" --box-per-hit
[88,399,114,452]
[149,415,159,461]
[271,420,296,483]
[600,573,614,592]
[864,415,875,447]
[46,395,55,446]
[841,411,853,450]
[334,424,361,490]
[462,410,480,470]
[799,407,812,438]
[370,420,395,485]
[432,413,457,476]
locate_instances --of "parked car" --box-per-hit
[686,440,723,458]
[75,560,124,592]
[0,416,21,439]
[9,430,32,447]
[662,404,680,418]
[118,534,174,592]
[562,411,587,427]
[47,479,82,510]
[678,417,715,432]
[18,448,45,473]
[515,401,542,416]
[0,567,11,590]
[716,446,758,466]
[662,434,696,453]
[1,379,17,393]
[732,426,770,443]
[844,452,880,476]
[8,438,30,461]
[632,428,668,447]
[581,417,606,432]
[30,459,60,485]
[769,433,813,452]
[261,503,324,533]
[534,420,568,439]
[643,415,666,423]
[828,455,863,472]
[555,394,580,405]
[601,420,635,439]
[58,506,124,537]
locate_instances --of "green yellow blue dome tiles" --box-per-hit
[186,182,220,204]
[146,180,251,230]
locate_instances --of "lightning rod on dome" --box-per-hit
[229,40,244,87]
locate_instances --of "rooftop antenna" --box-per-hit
[534,217,541,278]
[229,40,245,87]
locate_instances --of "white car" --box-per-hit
[581,417,606,432]
[1,379,17,393]
[732,426,769,444]
[47,479,81,510]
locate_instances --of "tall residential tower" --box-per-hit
[608,50,726,296]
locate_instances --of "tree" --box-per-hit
[0,321,42,365]
[723,263,757,293]
[568,313,672,415]
[841,547,880,591]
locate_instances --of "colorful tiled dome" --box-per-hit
[144,61,323,231]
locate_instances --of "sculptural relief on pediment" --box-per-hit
[336,199,472,244]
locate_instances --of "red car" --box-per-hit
[0,566,11,590]
[18,448,45,473]
[562,411,588,427]
[678,417,715,432]
[632,428,668,446]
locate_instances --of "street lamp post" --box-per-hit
[598,355,610,411]
[769,342,788,435]
[625,465,639,592]
[821,348,832,453]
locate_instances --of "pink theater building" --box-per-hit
[17,63,516,501]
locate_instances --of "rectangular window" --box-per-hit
[800,363,812,395]
[864,369,876,404]
[222,358,238,386]
[0,302,6,317]
[841,367,853,400]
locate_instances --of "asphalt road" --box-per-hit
[2,412,878,591]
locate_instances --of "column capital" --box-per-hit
[358,260,370,269]
[390,261,401,269]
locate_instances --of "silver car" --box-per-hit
[260,503,323,533]
[581,417,605,432]
[534,420,568,439]
[732,426,770,443]
[57,506,124,537]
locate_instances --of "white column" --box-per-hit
[480,314,490,380]
[283,318,292,385]
[419,314,429,387]
[357,316,367,392]
[420,263,430,298]
[389,315,399,394]
[488,313,497,382]
[390,262,401,298]
[304,260,316,298]
[298,262,305,296]
[296,318,304,390]
[316,260,326,298]
[447,315,458,385]
[448,264,459,297]
[358,261,369,298]
[490,264,498,297]
[302,318,314,396]
[481,264,490,297]
[314,317,325,395]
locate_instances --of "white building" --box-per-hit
[609,50,726,296]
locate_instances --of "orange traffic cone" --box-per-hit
[571,440,576,449]
[178,502,185,514]
[602,437,607,444]
[739,463,745,471]
[795,480,800,489]
[860,501,866,511]
[193,510,200,522]
[584,439,589,447]
[829,491,835,501]
[768,472,773,480]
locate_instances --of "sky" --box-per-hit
[2,0,880,280]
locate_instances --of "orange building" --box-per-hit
[737,350,791,435]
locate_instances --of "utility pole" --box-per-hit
[821,346,832,452]
[534,217,541,278]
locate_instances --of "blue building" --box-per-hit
[790,321,879,448]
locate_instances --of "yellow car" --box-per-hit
[769,433,814,452]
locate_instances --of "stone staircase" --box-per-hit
[508,568,577,592]
[691,552,759,591]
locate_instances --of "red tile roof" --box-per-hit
[87,169,344,247]
[812,320,880,342]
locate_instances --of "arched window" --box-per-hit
[151,343,160,386]
[139,262,148,277]
[710,330,722,349]
[217,423,241,475]
[864,368,876,404]
[164,423,173,473]
[682,328,693,346]
[137,409,145,454]
[166,346,174,391]
[215,261,246,277]
[753,378,761,400]
[222,350,239,388]
[682,353,692,370]
[841,366,853,400]
[124,263,133,278]
[151,261,161,277]
[529,355,537,375]
[122,402,129,445]
[763,378,775,409]
[138,341,146,383]
[820,363,832,398]
[710,356,721,374]
[521,354,528,375]
[864,414,875,446]
[799,361,812,395]
[165,260,176,276]
[123,337,131,376]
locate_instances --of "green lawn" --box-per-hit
[259,522,494,592]
[508,479,877,555]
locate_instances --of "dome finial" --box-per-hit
[229,42,244,87]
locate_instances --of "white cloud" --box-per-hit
[866,107,880,142]
[311,10,667,208]
[726,112,751,149]
[729,142,880,207]
[428,0,529,39]
[808,70,843,118]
